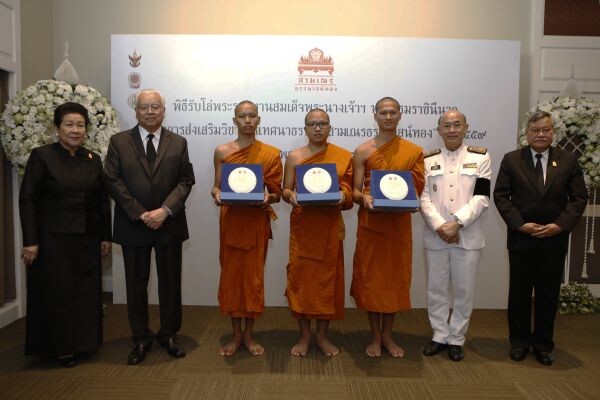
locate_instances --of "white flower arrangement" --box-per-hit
[519,97,600,188]
[559,281,600,314]
[0,79,119,175]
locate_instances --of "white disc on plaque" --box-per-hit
[303,167,332,194]
[379,173,409,200]
[228,167,257,193]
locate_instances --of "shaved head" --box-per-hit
[234,100,258,115]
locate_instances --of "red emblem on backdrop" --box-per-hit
[128,72,141,88]
[298,48,334,75]
[295,48,337,92]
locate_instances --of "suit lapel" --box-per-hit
[129,125,152,177]
[543,147,559,196]
[152,128,172,174]
[520,147,543,196]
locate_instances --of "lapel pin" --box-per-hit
[88,153,93,159]
[552,161,557,167]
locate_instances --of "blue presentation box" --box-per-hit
[371,170,419,212]
[296,163,340,205]
[220,163,264,204]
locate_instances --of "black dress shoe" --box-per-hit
[534,350,554,366]
[422,341,448,356]
[128,343,151,365]
[448,345,465,361]
[58,355,77,368]
[509,346,529,361]
[160,337,186,358]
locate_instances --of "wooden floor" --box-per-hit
[1,300,600,400]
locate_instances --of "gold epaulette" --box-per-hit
[424,148,441,158]
[467,146,487,155]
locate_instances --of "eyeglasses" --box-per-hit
[306,122,330,129]
[137,104,163,112]
[528,128,553,135]
[440,122,464,129]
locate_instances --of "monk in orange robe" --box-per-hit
[212,100,283,356]
[351,97,425,358]
[283,108,353,357]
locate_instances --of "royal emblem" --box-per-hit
[295,48,337,92]
[128,50,141,68]
[298,48,334,75]
[128,72,141,88]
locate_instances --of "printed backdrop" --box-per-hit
[111,35,521,308]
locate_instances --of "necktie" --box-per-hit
[535,153,544,191]
[146,133,156,170]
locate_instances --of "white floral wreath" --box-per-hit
[518,96,600,189]
[0,79,119,175]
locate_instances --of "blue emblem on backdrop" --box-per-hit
[220,163,264,204]
[371,170,419,211]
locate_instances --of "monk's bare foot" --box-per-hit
[366,340,382,357]
[316,336,340,357]
[220,338,242,356]
[291,336,311,357]
[382,337,404,358]
[243,335,264,356]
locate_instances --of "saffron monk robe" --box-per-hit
[211,100,283,357]
[351,97,425,358]
[282,108,353,357]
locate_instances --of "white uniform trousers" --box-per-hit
[426,247,480,346]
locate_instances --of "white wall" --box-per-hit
[0,0,22,328]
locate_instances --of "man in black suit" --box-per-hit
[104,89,195,365]
[494,110,588,366]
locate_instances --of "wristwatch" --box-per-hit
[453,215,464,228]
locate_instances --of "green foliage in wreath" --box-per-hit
[559,281,600,314]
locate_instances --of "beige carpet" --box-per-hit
[1,299,599,400]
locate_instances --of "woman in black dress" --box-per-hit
[19,102,111,367]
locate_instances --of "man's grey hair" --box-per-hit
[527,110,553,128]
[134,89,166,108]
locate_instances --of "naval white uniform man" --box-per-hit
[419,110,491,361]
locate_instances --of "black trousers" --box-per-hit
[507,248,565,352]
[122,243,183,346]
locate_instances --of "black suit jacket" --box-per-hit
[493,146,588,252]
[19,143,111,246]
[103,126,195,246]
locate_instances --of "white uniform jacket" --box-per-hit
[420,145,491,250]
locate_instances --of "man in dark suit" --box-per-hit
[104,89,195,365]
[494,110,588,366]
